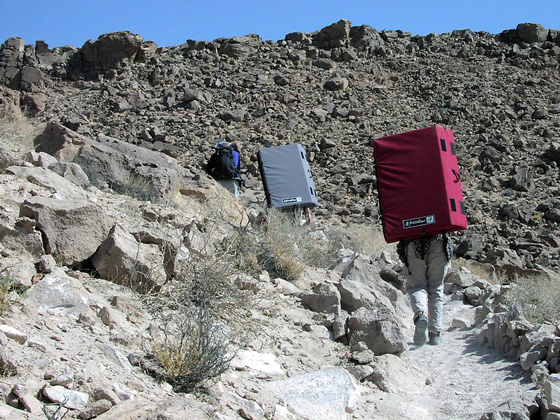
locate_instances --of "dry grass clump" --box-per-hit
[258,208,309,281]
[222,227,261,276]
[150,306,232,393]
[0,272,14,315]
[340,223,391,256]
[110,175,156,202]
[503,274,560,325]
[0,111,40,154]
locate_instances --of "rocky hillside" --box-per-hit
[1,19,559,273]
[0,19,559,420]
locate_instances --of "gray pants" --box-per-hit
[217,179,240,199]
[404,238,449,332]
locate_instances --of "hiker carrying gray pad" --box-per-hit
[257,144,318,224]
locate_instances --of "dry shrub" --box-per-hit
[222,227,261,276]
[150,306,232,393]
[327,223,391,257]
[0,272,14,315]
[258,208,308,281]
[110,174,155,202]
[0,112,40,154]
[143,217,257,391]
[456,258,498,284]
[503,274,560,325]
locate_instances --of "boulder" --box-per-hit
[301,282,341,315]
[266,368,361,419]
[23,267,93,318]
[20,66,43,92]
[314,19,352,49]
[219,35,262,59]
[20,196,113,266]
[81,31,143,69]
[542,373,560,413]
[347,306,408,355]
[446,267,478,288]
[335,254,411,319]
[516,23,549,44]
[43,386,89,410]
[34,122,183,204]
[0,220,44,260]
[545,142,560,164]
[0,254,37,287]
[349,25,385,53]
[484,248,524,277]
[90,224,167,292]
[324,76,349,91]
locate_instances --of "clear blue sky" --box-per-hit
[1,0,559,49]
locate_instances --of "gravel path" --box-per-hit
[364,299,538,419]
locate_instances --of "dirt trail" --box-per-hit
[365,298,538,419]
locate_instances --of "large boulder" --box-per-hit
[0,38,24,89]
[335,254,411,319]
[24,267,95,318]
[347,306,408,355]
[81,31,143,69]
[542,373,560,413]
[90,224,167,292]
[0,219,44,260]
[516,23,549,44]
[20,66,43,92]
[314,19,352,49]
[349,25,385,54]
[20,196,113,266]
[34,122,182,204]
[266,368,362,419]
[218,35,262,59]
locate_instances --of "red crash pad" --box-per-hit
[373,125,467,243]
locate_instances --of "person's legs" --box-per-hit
[405,242,429,345]
[406,242,428,317]
[217,179,240,199]
[426,239,449,344]
[232,179,240,199]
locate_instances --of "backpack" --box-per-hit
[213,146,237,180]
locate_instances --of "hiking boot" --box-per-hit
[413,313,428,346]
[428,330,442,346]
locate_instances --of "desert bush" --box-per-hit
[150,305,233,393]
[222,227,261,276]
[0,112,40,153]
[143,215,257,391]
[0,272,14,315]
[258,208,308,281]
[503,274,560,325]
[335,223,391,256]
[110,174,155,202]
